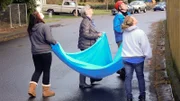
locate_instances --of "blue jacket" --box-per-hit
[113,12,130,43]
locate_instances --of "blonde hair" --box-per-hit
[122,16,134,30]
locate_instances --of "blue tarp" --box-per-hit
[51,33,124,79]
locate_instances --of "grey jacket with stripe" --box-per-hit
[78,16,99,50]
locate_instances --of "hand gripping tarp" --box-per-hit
[51,33,124,79]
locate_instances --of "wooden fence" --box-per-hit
[166,0,180,76]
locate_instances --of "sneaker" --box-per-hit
[90,78,102,84]
[139,96,145,101]
[79,83,92,89]
[127,98,133,101]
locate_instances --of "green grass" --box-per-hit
[44,9,111,23]
[93,9,111,15]
[44,14,77,23]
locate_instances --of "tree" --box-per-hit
[13,0,36,14]
[0,0,12,11]
[128,0,136,3]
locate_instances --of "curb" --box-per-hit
[0,32,27,43]
[0,28,27,43]
[0,23,63,43]
[0,26,28,43]
[150,21,175,101]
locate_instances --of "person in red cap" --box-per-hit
[113,0,130,80]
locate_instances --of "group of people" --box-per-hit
[27,1,152,101]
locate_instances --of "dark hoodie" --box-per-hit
[29,23,56,54]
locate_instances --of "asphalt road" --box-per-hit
[0,11,166,101]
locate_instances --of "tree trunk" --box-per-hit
[106,0,108,11]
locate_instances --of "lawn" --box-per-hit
[44,14,76,23]
[44,9,111,23]
[93,9,111,15]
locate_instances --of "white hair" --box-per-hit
[81,5,91,18]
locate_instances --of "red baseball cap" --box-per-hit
[114,1,124,10]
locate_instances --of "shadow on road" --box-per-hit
[62,86,125,101]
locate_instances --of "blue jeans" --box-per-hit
[124,61,145,99]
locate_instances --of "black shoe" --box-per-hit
[127,98,132,101]
[119,73,125,81]
[139,98,145,101]
[117,68,126,81]
[79,83,92,89]
[116,70,121,74]
[90,78,102,84]
[139,96,145,101]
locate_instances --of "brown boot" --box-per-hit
[42,84,55,97]
[28,81,37,97]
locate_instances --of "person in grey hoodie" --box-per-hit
[121,16,152,101]
[27,11,56,98]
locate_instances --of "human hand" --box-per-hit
[147,59,151,66]
[98,33,102,37]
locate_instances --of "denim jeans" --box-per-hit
[124,61,145,99]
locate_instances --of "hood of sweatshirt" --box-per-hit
[32,22,44,32]
[124,25,138,32]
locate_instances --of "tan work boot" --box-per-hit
[28,81,37,97]
[42,84,55,97]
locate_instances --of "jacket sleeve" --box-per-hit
[113,14,124,33]
[43,24,56,45]
[139,31,152,59]
[80,19,99,40]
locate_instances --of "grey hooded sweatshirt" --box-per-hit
[29,23,56,54]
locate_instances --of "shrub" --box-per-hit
[128,0,136,3]
[0,0,12,11]
[13,0,36,15]
[89,3,114,9]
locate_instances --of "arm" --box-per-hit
[80,19,99,40]
[139,31,152,59]
[43,24,56,45]
[113,14,124,33]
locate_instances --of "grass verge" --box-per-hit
[150,20,175,101]
[93,9,111,15]
[44,9,111,23]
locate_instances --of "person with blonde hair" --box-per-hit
[121,16,152,101]
[78,5,102,89]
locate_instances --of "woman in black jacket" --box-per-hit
[78,5,102,89]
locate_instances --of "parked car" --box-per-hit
[129,1,147,13]
[42,1,84,16]
[128,5,135,14]
[153,2,166,11]
[111,4,134,15]
[111,8,117,15]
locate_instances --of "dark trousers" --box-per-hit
[31,52,52,85]
[79,49,88,84]
[116,41,125,76]
[79,49,101,85]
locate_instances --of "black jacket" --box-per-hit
[78,16,99,50]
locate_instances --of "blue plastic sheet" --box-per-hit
[51,33,124,79]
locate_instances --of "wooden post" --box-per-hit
[75,0,78,16]
[18,4,21,26]
[9,5,13,28]
[152,0,156,4]
[106,0,109,11]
